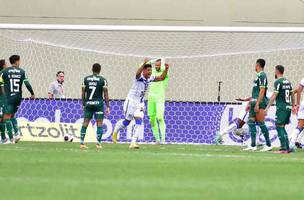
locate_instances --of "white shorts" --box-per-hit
[298,101,304,120]
[123,99,145,121]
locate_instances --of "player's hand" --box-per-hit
[245,104,250,112]
[264,108,268,116]
[30,95,35,99]
[105,107,110,116]
[165,63,169,69]
[144,58,150,63]
[292,105,299,114]
[254,104,259,113]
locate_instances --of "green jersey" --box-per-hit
[251,71,268,102]
[0,66,27,102]
[83,75,108,105]
[274,77,293,110]
[148,66,169,100]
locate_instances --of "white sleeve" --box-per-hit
[300,78,304,87]
[149,76,156,82]
[48,83,54,94]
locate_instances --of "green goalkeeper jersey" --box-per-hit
[274,77,293,110]
[148,65,169,100]
[251,71,268,103]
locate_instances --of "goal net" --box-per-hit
[0,24,304,146]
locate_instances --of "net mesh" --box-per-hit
[0,29,304,102]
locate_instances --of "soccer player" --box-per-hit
[215,99,250,145]
[265,65,294,153]
[289,77,304,150]
[79,63,110,150]
[112,59,169,149]
[243,59,272,151]
[0,55,35,143]
[147,58,169,144]
[0,59,7,143]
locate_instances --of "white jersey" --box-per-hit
[126,74,155,103]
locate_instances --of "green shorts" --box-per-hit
[148,98,165,118]
[275,108,291,125]
[83,101,104,120]
[249,101,267,118]
[4,97,21,115]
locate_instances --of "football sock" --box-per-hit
[290,127,303,148]
[11,117,19,136]
[0,122,6,141]
[220,122,237,137]
[114,119,129,133]
[131,119,142,144]
[248,119,256,147]
[259,122,271,147]
[4,119,13,140]
[96,126,103,144]
[276,126,288,150]
[80,126,87,144]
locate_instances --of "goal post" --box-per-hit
[0,23,303,145]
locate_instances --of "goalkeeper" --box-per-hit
[147,58,169,144]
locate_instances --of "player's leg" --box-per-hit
[95,106,104,150]
[112,100,133,143]
[290,103,304,150]
[129,108,144,149]
[148,98,160,143]
[80,106,93,149]
[216,117,246,145]
[275,109,291,152]
[0,104,7,143]
[156,100,166,144]
[244,102,257,151]
[3,102,15,143]
[256,103,272,151]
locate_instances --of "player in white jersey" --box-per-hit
[289,78,304,150]
[112,59,169,149]
[215,91,273,145]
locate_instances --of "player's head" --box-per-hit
[56,71,65,83]
[155,59,162,71]
[9,55,20,67]
[275,65,284,79]
[0,59,7,71]
[92,63,101,74]
[255,59,265,72]
[142,63,152,78]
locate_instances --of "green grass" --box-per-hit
[1,142,304,200]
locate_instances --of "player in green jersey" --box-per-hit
[0,55,35,143]
[243,59,272,151]
[0,59,7,143]
[265,65,294,153]
[80,63,110,150]
[147,58,169,144]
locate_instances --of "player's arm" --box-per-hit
[235,97,252,102]
[135,58,150,79]
[81,86,86,106]
[294,84,304,113]
[154,63,169,82]
[48,83,54,99]
[103,80,110,115]
[265,93,278,113]
[24,78,35,99]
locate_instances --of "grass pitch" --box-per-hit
[0,142,304,200]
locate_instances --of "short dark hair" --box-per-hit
[9,55,20,65]
[256,59,266,68]
[0,59,5,71]
[275,65,284,74]
[92,63,101,73]
[143,64,152,69]
[56,71,64,76]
